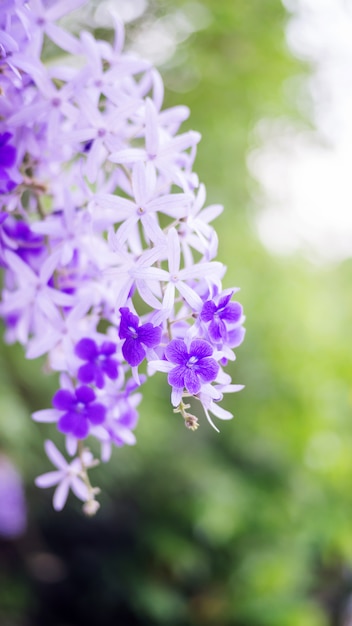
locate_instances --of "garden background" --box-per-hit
[1,1,352,625]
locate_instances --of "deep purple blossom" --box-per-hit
[75,337,119,388]
[0,133,16,169]
[3,217,44,264]
[53,385,106,439]
[165,338,219,395]
[0,132,17,194]
[119,307,161,367]
[200,292,243,343]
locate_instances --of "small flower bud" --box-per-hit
[83,499,100,517]
[184,415,199,431]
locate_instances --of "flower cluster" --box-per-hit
[0,1,245,513]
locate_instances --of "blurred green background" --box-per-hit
[2,1,352,625]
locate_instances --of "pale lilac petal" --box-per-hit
[4,250,36,283]
[167,228,180,275]
[53,476,71,511]
[140,213,165,245]
[208,402,234,420]
[35,471,62,488]
[44,440,68,470]
[176,282,203,311]
[132,161,148,206]
[45,23,81,54]
[145,98,159,158]
[135,279,162,309]
[113,215,139,247]
[39,249,62,284]
[131,266,168,281]
[203,408,220,433]
[37,291,62,324]
[148,359,174,374]
[70,476,89,502]
[26,330,61,359]
[95,194,134,216]
[32,409,59,423]
[8,101,48,126]
[162,130,201,157]
[171,387,183,407]
[178,261,224,281]
[109,148,146,164]
[161,282,175,316]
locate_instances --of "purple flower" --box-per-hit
[75,337,119,389]
[200,291,243,343]
[0,132,17,194]
[165,339,219,395]
[53,385,106,439]
[119,307,161,367]
[0,133,16,168]
[2,217,44,264]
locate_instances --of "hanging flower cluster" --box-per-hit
[0,0,245,514]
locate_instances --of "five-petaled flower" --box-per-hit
[200,290,243,343]
[165,338,219,395]
[53,385,106,439]
[35,440,95,511]
[75,337,119,389]
[118,307,161,367]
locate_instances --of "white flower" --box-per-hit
[35,440,94,511]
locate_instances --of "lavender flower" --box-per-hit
[53,385,106,439]
[35,440,95,511]
[119,307,161,367]
[165,339,219,395]
[75,337,119,388]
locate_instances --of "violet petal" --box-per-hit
[85,402,106,425]
[137,323,161,348]
[75,337,98,360]
[52,389,75,410]
[122,336,146,366]
[75,385,95,404]
[165,339,188,364]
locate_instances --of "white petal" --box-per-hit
[167,228,180,274]
[176,281,203,311]
[44,440,68,470]
[70,477,89,502]
[32,409,59,423]
[148,360,174,374]
[35,471,62,488]
[208,401,234,421]
[53,477,71,511]
[109,148,146,163]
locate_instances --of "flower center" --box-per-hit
[187,356,198,368]
[128,325,138,339]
